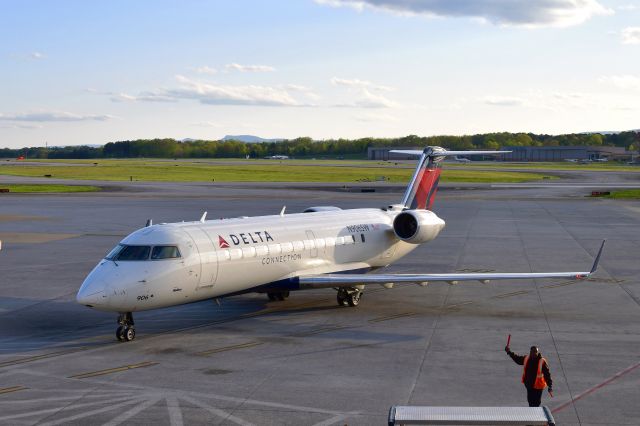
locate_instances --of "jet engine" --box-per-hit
[392,210,445,244]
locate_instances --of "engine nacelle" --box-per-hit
[393,210,445,244]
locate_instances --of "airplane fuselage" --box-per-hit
[77,207,446,312]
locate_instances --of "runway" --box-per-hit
[0,174,639,425]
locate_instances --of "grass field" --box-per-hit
[604,189,640,199]
[0,159,554,183]
[0,184,100,193]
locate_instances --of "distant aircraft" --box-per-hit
[266,155,289,160]
[77,147,604,341]
[452,156,471,163]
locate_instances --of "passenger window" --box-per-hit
[281,242,294,253]
[255,245,268,256]
[116,245,151,261]
[229,249,242,260]
[151,246,181,260]
[242,247,256,258]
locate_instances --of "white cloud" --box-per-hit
[331,77,393,91]
[30,52,45,60]
[482,96,526,107]
[618,3,639,11]
[282,84,322,101]
[96,76,311,107]
[110,92,177,103]
[356,88,399,108]
[621,27,640,44]
[599,74,640,90]
[167,75,300,106]
[336,88,399,108]
[225,63,276,72]
[316,0,613,28]
[194,66,218,75]
[0,111,114,122]
[0,123,43,129]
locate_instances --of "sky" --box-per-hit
[1,0,639,148]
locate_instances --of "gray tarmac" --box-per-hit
[0,172,639,425]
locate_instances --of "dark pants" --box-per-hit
[526,386,543,407]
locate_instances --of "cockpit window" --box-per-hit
[105,244,124,260]
[151,245,181,260]
[115,245,151,261]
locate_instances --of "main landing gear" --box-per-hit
[267,291,290,301]
[336,287,363,307]
[116,312,135,342]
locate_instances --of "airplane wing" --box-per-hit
[298,241,605,289]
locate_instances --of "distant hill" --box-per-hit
[222,135,284,143]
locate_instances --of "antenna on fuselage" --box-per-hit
[200,211,207,223]
[145,219,153,227]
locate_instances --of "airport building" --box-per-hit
[500,145,631,162]
[368,145,635,162]
[367,147,420,161]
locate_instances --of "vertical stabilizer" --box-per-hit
[391,147,509,210]
[400,148,441,210]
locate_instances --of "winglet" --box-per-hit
[590,240,606,274]
[200,211,207,223]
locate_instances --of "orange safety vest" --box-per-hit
[522,355,548,390]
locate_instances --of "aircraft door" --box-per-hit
[184,227,218,288]
[305,230,318,258]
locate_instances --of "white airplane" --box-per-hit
[77,147,605,342]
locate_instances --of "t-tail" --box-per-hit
[391,147,510,210]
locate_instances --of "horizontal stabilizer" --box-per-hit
[390,149,511,157]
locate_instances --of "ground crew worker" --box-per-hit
[505,345,553,407]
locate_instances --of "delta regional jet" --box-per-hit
[77,147,604,342]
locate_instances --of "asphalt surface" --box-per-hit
[0,172,639,425]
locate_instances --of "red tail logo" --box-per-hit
[218,235,230,248]
[408,167,441,210]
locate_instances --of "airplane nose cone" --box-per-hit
[76,277,106,307]
[76,288,104,307]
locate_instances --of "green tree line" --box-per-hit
[2,132,638,159]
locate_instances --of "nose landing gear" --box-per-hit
[116,312,135,342]
[267,291,290,301]
[336,287,362,307]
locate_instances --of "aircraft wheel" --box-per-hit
[336,289,349,306]
[116,326,125,341]
[123,327,136,342]
[347,291,362,307]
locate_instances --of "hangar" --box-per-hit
[500,145,631,162]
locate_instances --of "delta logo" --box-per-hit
[218,231,274,248]
[218,236,230,248]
